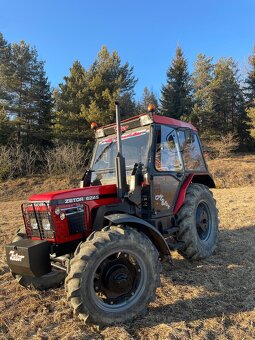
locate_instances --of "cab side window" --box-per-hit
[177,130,206,171]
[155,126,183,172]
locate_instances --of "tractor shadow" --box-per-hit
[136,225,255,327]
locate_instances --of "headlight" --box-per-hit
[55,207,61,215]
[140,114,153,126]
[60,212,66,220]
[30,217,38,229]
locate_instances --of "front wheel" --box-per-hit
[176,184,219,260]
[65,225,161,326]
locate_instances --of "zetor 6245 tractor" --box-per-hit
[6,103,218,326]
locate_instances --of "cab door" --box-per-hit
[150,124,184,216]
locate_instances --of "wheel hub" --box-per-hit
[196,202,211,241]
[94,254,141,304]
[104,262,134,294]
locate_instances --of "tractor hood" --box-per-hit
[28,184,118,206]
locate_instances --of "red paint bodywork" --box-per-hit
[100,113,197,132]
[27,185,120,243]
[28,184,117,202]
[173,175,194,215]
[152,114,197,131]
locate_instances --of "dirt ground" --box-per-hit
[0,185,255,339]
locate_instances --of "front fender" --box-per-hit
[104,213,171,260]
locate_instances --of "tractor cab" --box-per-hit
[84,111,211,220]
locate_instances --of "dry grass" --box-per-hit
[0,176,81,203]
[0,156,255,339]
[207,153,255,188]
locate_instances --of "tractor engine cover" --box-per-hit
[6,239,51,277]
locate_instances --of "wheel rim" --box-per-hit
[90,249,146,312]
[196,201,212,241]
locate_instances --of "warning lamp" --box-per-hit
[147,104,156,113]
[91,122,97,130]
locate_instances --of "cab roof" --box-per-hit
[96,113,196,138]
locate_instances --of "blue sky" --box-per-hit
[1,0,255,100]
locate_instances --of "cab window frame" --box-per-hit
[152,124,184,174]
[176,128,207,173]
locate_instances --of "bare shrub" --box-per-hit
[0,145,12,179]
[0,142,92,180]
[23,145,42,175]
[44,143,89,177]
[0,145,26,179]
[0,145,42,179]
[205,133,239,158]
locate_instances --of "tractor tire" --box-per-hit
[65,225,161,326]
[11,229,66,290]
[176,183,218,260]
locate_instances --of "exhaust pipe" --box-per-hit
[115,101,127,198]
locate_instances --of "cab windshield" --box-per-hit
[91,127,150,186]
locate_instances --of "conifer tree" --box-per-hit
[0,33,12,104]
[0,33,13,143]
[160,47,192,119]
[54,47,137,142]
[137,87,158,114]
[53,61,89,142]
[0,37,53,146]
[210,58,250,144]
[84,46,137,125]
[0,107,13,144]
[245,47,255,142]
[247,102,255,138]
[191,54,215,132]
[245,46,255,106]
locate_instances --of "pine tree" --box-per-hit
[0,38,53,146]
[0,33,11,103]
[137,87,158,114]
[34,71,54,146]
[118,92,136,119]
[191,54,215,132]
[53,60,89,142]
[84,46,137,125]
[245,46,255,106]
[54,47,137,142]
[210,58,251,144]
[0,107,14,144]
[160,47,192,119]
[247,102,255,138]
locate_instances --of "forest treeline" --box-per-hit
[0,32,255,178]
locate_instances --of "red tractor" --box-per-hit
[6,103,218,326]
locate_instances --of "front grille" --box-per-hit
[22,202,54,239]
[65,206,85,234]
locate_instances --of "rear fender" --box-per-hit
[104,213,171,261]
[173,174,216,214]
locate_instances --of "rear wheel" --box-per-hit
[176,184,218,260]
[11,229,66,290]
[65,225,161,326]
